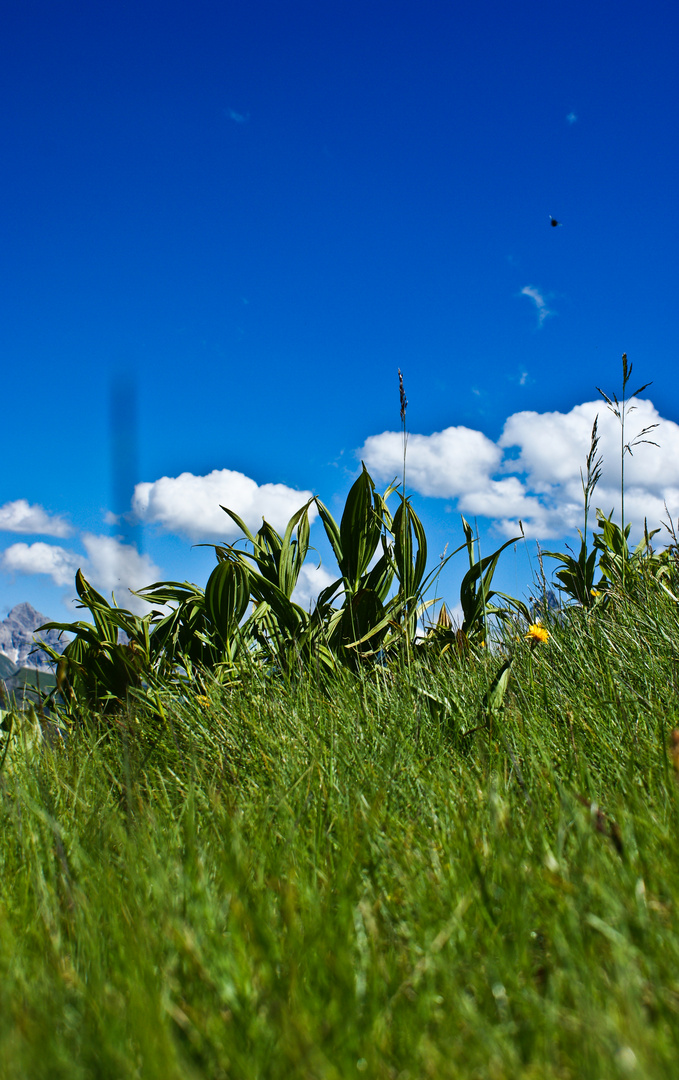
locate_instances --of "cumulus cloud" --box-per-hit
[496,398,679,537]
[520,285,553,326]
[1,535,161,613]
[359,398,679,540]
[360,428,502,498]
[2,542,80,586]
[132,468,316,541]
[80,535,161,611]
[0,499,72,537]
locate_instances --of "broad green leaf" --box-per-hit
[339,588,389,660]
[394,497,428,604]
[314,499,343,567]
[484,659,513,714]
[338,465,383,590]
[205,560,251,644]
[278,501,313,598]
[459,530,522,641]
[220,505,259,545]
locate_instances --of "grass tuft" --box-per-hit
[1,581,679,1076]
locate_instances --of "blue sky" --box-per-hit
[2,0,679,622]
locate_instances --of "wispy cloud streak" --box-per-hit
[520,285,553,326]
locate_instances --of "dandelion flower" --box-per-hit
[526,623,549,645]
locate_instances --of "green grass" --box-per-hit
[1,585,679,1078]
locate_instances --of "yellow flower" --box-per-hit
[525,622,549,645]
[196,695,211,710]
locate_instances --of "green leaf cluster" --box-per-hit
[35,467,525,714]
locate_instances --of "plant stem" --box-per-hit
[398,369,411,669]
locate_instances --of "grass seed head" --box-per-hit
[398,368,408,424]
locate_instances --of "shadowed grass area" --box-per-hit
[1,585,679,1078]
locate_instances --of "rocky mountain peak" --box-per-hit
[0,603,67,671]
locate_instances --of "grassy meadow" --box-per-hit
[1,578,679,1079]
[2,362,679,1078]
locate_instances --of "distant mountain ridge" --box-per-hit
[0,603,67,672]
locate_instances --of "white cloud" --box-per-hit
[359,398,679,540]
[520,285,553,326]
[80,535,161,612]
[2,542,80,586]
[0,499,72,537]
[1,535,161,614]
[132,468,317,541]
[496,398,679,537]
[227,108,250,124]
[567,112,577,124]
[361,428,502,498]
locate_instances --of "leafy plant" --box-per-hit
[421,517,528,655]
[135,560,256,683]
[593,509,664,594]
[36,463,526,708]
[38,569,157,716]
[457,517,529,644]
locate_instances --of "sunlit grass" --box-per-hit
[1,583,679,1078]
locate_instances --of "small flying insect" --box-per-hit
[549,215,563,227]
